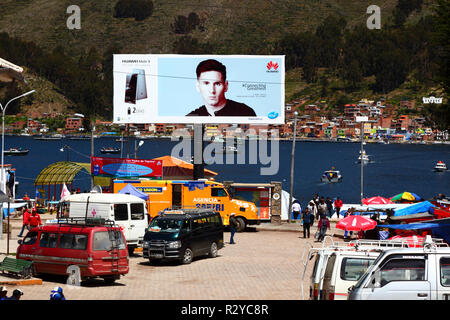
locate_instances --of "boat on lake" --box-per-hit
[34,134,64,140]
[100,147,121,154]
[4,147,29,156]
[434,161,447,172]
[321,168,343,183]
[357,150,372,164]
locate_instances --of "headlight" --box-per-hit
[143,241,149,248]
[167,241,181,249]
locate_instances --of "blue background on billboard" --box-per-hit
[157,57,283,117]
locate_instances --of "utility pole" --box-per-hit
[193,124,204,180]
[288,111,298,223]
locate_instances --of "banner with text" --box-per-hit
[91,156,163,178]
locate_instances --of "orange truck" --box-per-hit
[112,179,259,232]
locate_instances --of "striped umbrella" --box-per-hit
[336,215,377,231]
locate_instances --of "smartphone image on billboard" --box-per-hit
[125,68,147,104]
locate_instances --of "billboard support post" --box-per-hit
[193,124,204,180]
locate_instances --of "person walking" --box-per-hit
[0,287,7,300]
[325,197,333,218]
[334,197,343,218]
[27,209,42,229]
[317,197,327,220]
[18,207,31,237]
[307,201,317,226]
[292,200,301,221]
[50,287,66,300]
[302,208,313,238]
[7,289,23,300]
[229,213,238,244]
[317,215,330,242]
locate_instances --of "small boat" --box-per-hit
[321,168,343,183]
[434,161,447,172]
[215,145,239,154]
[100,147,121,154]
[115,137,127,142]
[357,150,371,163]
[4,147,29,156]
[34,134,63,140]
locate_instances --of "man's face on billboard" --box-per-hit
[196,70,228,107]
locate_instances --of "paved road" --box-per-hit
[1,214,343,300]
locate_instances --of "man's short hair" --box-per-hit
[196,59,226,81]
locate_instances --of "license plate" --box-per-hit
[151,253,163,258]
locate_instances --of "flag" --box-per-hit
[60,183,70,200]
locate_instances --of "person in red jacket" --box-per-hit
[334,197,343,218]
[18,207,31,237]
[27,209,42,229]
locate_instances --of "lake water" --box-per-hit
[4,135,450,208]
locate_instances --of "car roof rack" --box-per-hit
[158,206,216,218]
[46,217,118,228]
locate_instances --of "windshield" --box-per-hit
[149,219,184,233]
[353,252,386,289]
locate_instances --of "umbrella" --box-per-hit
[336,215,377,231]
[388,234,425,248]
[390,192,422,202]
[362,196,393,205]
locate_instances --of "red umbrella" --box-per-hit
[362,196,393,205]
[388,234,425,248]
[336,215,377,231]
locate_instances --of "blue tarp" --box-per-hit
[393,201,435,217]
[118,183,149,200]
[378,223,441,230]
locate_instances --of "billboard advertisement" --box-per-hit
[91,156,163,178]
[113,54,285,124]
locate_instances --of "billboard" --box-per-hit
[91,156,163,178]
[113,54,285,124]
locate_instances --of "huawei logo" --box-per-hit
[266,61,279,73]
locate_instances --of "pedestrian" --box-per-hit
[344,208,354,239]
[7,289,23,300]
[317,215,330,242]
[27,208,42,229]
[302,208,313,238]
[307,201,317,226]
[229,213,238,244]
[317,197,327,219]
[18,207,31,237]
[325,197,333,218]
[0,286,7,300]
[50,287,66,300]
[292,200,301,221]
[334,197,343,218]
[313,193,320,208]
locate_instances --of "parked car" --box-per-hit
[16,218,129,283]
[143,208,224,264]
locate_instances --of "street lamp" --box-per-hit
[0,90,35,194]
[288,111,298,224]
[134,140,144,159]
[60,145,70,161]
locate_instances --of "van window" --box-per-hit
[93,231,126,251]
[39,233,58,248]
[207,215,221,226]
[149,219,183,232]
[59,233,88,250]
[114,204,128,221]
[340,258,374,281]
[378,258,426,286]
[23,231,38,245]
[130,203,145,220]
[212,188,227,197]
[440,257,450,287]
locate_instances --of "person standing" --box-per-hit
[229,213,238,244]
[18,207,31,237]
[0,287,7,300]
[317,215,330,242]
[7,289,23,300]
[317,197,327,220]
[28,209,42,229]
[307,201,317,226]
[292,200,301,221]
[334,197,343,218]
[325,197,333,218]
[302,208,313,238]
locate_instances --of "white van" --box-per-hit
[348,241,450,300]
[61,193,148,255]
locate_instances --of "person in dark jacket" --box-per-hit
[229,213,238,244]
[302,208,313,238]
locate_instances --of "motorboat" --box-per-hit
[357,150,371,163]
[100,147,121,154]
[4,147,29,156]
[215,145,239,154]
[321,168,343,183]
[434,161,447,172]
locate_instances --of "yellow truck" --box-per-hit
[112,179,259,232]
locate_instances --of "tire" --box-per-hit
[236,217,246,232]
[103,276,116,284]
[182,248,193,264]
[209,242,218,258]
[128,246,135,256]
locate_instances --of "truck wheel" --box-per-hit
[128,246,135,256]
[236,217,246,232]
[182,248,193,264]
[209,242,218,258]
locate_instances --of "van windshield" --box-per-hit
[149,219,184,233]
